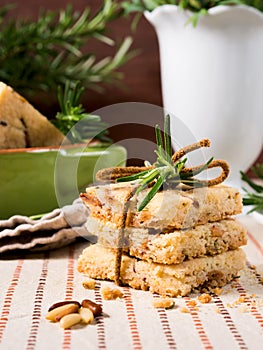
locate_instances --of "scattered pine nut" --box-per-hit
[46,303,79,322]
[48,300,80,312]
[60,313,82,329]
[79,307,94,324]
[55,304,79,322]
[81,299,102,316]
[46,298,103,329]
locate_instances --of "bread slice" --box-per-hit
[77,244,246,297]
[0,82,66,149]
[80,183,242,230]
[85,216,247,264]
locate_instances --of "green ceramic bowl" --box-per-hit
[0,143,126,219]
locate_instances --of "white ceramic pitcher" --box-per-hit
[145,5,263,186]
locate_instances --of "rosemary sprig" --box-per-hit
[241,164,263,214]
[0,1,134,97]
[52,81,110,144]
[117,115,213,211]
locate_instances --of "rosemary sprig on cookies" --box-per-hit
[96,114,229,211]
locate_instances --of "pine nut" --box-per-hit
[48,300,80,312]
[81,299,102,316]
[55,304,79,321]
[79,307,94,324]
[46,303,79,322]
[60,313,82,329]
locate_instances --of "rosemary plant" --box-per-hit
[241,164,263,214]
[116,115,213,211]
[121,0,263,26]
[52,81,110,144]
[0,1,134,97]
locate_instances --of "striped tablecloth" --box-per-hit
[0,214,262,350]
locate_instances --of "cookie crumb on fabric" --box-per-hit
[188,300,197,307]
[82,279,96,290]
[152,298,175,309]
[213,288,223,296]
[198,293,212,304]
[180,307,190,313]
[100,285,123,300]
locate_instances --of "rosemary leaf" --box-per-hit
[243,192,263,214]
[0,1,134,97]
[155,124,163,149]
[164,114,172,158]
[52,80,110,143]
[241,163,263,213]
[119,115,217,211]
[241,170,263,193]
[121,0,260,26]
[181,157,214,178]
[138,175,164,211]
[116,169,150,182]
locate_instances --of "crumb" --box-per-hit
[100,286,123,300]
[198,293,212,304]
[251,265,256,270]
[82,279,96,290]
[237,296,245,303]
[193,307,199,311]
[261,277,263,284]
[180,307,190,313]
[238,305,248,313]
[188,300,197,307]
[152,297,175,309]
[213,288,223,296]
[250,294,257,298]
[215,307,220,314]
[226,303,231,308]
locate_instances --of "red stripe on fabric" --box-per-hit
[26,253,49,350]
[0,259,24,344]
[213,295,248,349]
[153,295,176,349]
[234,281,263,329]
[62,244,75,350]
[94,282,106,350]
[247,232,263,256]
[123,287,142,350]
[185,297,213,349]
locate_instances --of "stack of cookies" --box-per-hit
[78,182,247,297]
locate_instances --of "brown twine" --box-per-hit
[96,138,229,187]
[171,139,210,163]
[114,184,139,286]
[96,166,152,182]
[96,138,230,284]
